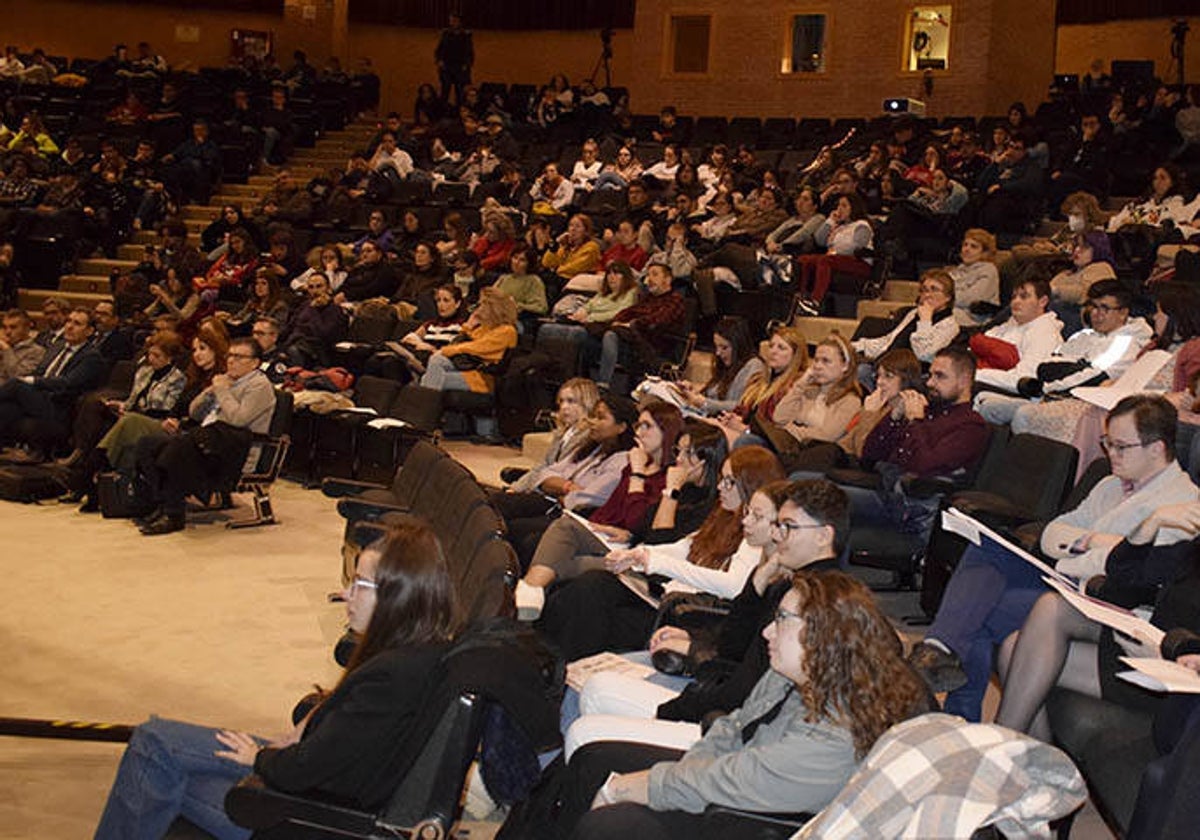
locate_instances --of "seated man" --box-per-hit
[251,317,290,384]
[33,296,69,350]
[974,129,1045,235]
[0,309,45,383]
[593,261,687,393]
[971,275,1064,416]
[280,273,349,368]
[139,337,277,535]
[910,394,1199,720]
[161,120,222,205]
[985,279,1153,430]
[90,299,136,366]
[841,345,991,543]
[0,308,106,461]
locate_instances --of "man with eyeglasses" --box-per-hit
[251,317,289,384]
[139,337,277,535]
[910,394,1198,721]
[977,279,1152,427]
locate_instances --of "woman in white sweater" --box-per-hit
[853,269,961,365]
[948,228,1001,326]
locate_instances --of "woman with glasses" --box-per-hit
[1049,230,1117,336]
[851,269,959,372]
[94,523,460,840]
[539,446,785,662]
[542,571,927,840]
[515,402,687,620]
[563,479,852,757]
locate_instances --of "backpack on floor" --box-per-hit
[0,465,66,503]
[495,352,560,441]
[96,470,156,519]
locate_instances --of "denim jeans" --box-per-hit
[419,353,472,391]
[94,716,259,840]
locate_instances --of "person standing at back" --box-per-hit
[435,13,474,107]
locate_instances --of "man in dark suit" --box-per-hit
[90,299,135,367]
[0,307,107,462]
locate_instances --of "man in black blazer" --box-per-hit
[90,299,136,367]
[0,307,107,461]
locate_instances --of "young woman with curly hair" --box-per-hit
[546,568,929,840]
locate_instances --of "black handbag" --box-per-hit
[450,353,486,371]
[96,470,156,519]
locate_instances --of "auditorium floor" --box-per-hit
[0,441,1111,839]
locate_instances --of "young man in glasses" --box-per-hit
[910,394,1198,720]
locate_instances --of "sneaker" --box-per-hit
[515,580,545,622]
[794,297,821,317]
[908,641,968,694]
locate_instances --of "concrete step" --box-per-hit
[792,316,860,347]
[20,287,110,311]
[77,258,138,276]
[857,298,909,320]
[182,204,221,221]
[216,184,267,198]
[882,280,919,303]
[58,274,114,294]
[210,194,264,209]
[132,230,200,247]
[249,169,321,186]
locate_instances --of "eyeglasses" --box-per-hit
[773,606,802,627]
[1099,436,1147,455]
[1088,303,1126,313]
[226,352,256,360]
[349,576,378,596]
[772,520,826,537]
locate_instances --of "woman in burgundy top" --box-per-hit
[515,401,685,619]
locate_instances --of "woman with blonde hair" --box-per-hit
[420,287,518,396]
[853,269,960,368]
[506,377,602,493]
[708,325,809,446]
[770,331,862,450]
[947,228,1000,325]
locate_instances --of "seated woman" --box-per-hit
[492,246,548,324]
[434,211,471,263]
[794,193,873,316]
[542,214,603,289]
[66,331,187,507]
[565,479,850,754]
[514,401,686,619]
[879,169,969,273]
[220,269,290,337]
[419,287,519,398]
[198,227,258,303]
[838,349,923,468]
[593,262,687,393]
[469,209,518,273]
[392,241,449,320]
[757,332,862,470]
[642,145,681,189]
[853,269,960,374]
[363,283,466,383]
[200,204,263,258]
[946,228,1001,327]
[92,523,459,840]
[144,267,204,341]
[1049,230,1117,336]
[539,262,641,378]
[673,317,765,416]
[539,445,785,661]
[292,245,348,295]
[497,394,638,568]
[594,146,644,192]
[1106,163,1190,234]
[708,325,809,443]
[506,378,601,494]
[763,187,826,256]
[999,191,1104,300]
[690,192,739,247]
[547,570,928,840]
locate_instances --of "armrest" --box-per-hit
[336,497,412,522]
[901,474,963,500]
[826,468,882,490]
[225,775,377,834]
[949,490,1037,529]
[322,477,390,499]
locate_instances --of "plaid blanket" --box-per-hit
[795,713,1086,839]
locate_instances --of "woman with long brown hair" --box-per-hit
[707,324,808,443]
[538,445,786,660]
[94,523,460,840]
[545,570,928,840]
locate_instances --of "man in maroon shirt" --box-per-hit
[595,260,687,393]
[840,345,990,540]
